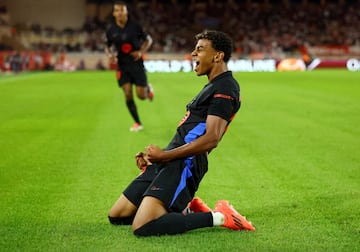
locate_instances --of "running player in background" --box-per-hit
[105,1,154,132]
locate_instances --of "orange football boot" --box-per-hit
[189,197,212,213]
[214,200,255,231]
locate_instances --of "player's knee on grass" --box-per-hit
[108,216,134,225]
[132,220,159,237]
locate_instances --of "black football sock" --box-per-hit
[126,100,141,124]
[133,212,213,237]
[108,216,134,225]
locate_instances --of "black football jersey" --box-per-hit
[166,71,241,150]
[106,20,148,66]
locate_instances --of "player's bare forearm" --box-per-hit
[105,46,116,63]
[105,46,112,56]
[145,115,228,163]
[145,139,213,163]
[140,35,153,54]
[131,35,152,61]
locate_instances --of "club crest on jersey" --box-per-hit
[121,43,133,54]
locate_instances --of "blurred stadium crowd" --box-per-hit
[0,0,359,72]
[136,0,360,59]
[0,0,360,72]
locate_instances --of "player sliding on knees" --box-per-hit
[108,30,255,236]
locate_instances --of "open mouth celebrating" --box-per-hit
[193,60,200,72]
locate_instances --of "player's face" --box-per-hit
[113,4,128,24]
[191,39,218,76]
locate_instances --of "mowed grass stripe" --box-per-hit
[0,72,123,249]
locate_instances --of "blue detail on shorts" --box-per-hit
[170,122,206,207]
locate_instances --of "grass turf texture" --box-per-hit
[0,70,359,251]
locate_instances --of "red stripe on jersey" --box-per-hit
[214,93,234,100]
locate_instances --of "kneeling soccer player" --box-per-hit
[108,30,255,236]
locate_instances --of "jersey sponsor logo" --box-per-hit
[121,43,133,54]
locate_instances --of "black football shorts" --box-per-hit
[123,159,199,213]
[116,64,147,87]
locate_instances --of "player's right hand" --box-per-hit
[108,54,117,64]
[135,152,151,170]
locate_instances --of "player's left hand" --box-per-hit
[130,51,142,61]
[145,144,165,163]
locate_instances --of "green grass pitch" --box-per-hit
[0,70,359,251]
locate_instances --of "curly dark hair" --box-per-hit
[195,30,233,62]
[114,1,127,6]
